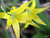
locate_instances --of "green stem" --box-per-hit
[1,6,7,13]
[35,0,40,8]
[1,6,11,15]
[1,5,10,9]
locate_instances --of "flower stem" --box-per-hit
[1,6,11,15]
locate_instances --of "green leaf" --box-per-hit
[35,0,40,8]
[35,12,50,31]
[31,33,46,38]
[38,12,50,31]
[35,0,50,31]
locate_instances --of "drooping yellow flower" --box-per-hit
[21,11,40,29]
[0,1,31,38]
[23,0,49,29]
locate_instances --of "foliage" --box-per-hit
[32,33,46,38]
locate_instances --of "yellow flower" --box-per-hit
[21,11,40,29]
[23,0,48,29]
[0,1,31,38]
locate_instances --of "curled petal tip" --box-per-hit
[6,27,8,30]
[6,26,9,30]
[44,24,47,25]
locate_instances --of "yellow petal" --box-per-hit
[0,12,9,19]
[6,18,12,30]
[34,7,49,14]
[31,14,46,25]
[15,1,32,14]
[26,19,40,28]
[8,1,31,14]
[4,13,10,19]
[31,0,36,9]
[24,23,29,28]
[11,6,16,9]
[24,20,40,29]
[20,1,32,7]
[16,11,29,23]
[12,20,20,38]
[0,12,6,18]
[31,22,40,28]
[16,15,26,23]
